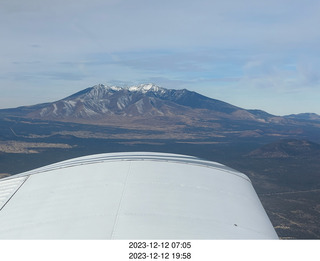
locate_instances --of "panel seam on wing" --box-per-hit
[110,161,132,239]
[0,176,29,212]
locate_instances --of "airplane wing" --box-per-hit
[0,152,278,239]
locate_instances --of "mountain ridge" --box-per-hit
[0,83,277,122]
[2,84,320,123]
[284,113,320,122]
[1,83,320,143]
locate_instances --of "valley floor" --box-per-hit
[0,138,319,239]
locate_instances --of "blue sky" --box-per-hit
[1,0,320,115]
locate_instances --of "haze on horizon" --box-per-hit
[1,0,320,116]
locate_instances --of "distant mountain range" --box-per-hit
[284,113,320,122]
[0,83,308,121]
[1,83,320,142]
[1,83,264,121]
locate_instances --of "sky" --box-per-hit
[1,0,320,115]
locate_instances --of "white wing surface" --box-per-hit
[0,152,278,239]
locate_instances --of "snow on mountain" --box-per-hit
[128,83,166,94]
[26,84,188,119]
[1,83,280,124]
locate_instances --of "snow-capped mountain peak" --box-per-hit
[128,83,166,93]
[15,83,269,123]
[62,83,169,104]
[88,83,167,94]
[30,83,175,119]
[90,84,123,93]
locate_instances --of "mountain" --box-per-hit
[1,83,320,143]
[1,83,278,123]
[284,113,320,122]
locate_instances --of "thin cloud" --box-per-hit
[0,0,319,114]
